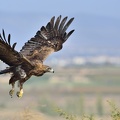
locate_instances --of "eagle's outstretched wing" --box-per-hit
[0,30,33,67]
[20,15,74,62]
[0,30,20,66]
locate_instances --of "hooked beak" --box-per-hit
[48,68,54,73]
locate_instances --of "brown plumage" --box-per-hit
[0,15,74,98]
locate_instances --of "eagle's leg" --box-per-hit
[9,82,15,98]
[16,81,23,98]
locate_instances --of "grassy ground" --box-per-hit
[0,65,120,120]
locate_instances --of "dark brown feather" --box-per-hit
[54,15,61,30]
[59,17,68,34]
[20,15,74,62]
[8,34,11,45]
[0,30,33,68]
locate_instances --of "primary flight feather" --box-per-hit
[0,15,74,98]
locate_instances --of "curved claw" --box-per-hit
[16,89,23,98]
[9,89,14,98]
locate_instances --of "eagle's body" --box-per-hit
[0,15,74,98]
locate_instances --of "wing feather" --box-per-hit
[54,15,61,30]
[20,15,74,62]
[61,18,74,39]
[59,16,68,34]
[50,16,55,28]
[0,30,33,67]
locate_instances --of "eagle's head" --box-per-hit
[44,65,54,73]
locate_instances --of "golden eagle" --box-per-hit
[0,15,74,98]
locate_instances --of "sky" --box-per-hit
[0,0,120,18]
[0,0,120,56]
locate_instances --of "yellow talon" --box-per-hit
[16,89,23,98]
[9,89,14,98]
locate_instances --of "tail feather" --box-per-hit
[0,68,11,74]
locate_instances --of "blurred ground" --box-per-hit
[0,65,120,120]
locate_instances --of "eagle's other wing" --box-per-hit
[20,15,74,62]
[0,30,33,67]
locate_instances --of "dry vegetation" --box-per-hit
[11,101,120,120]
[0,65,120,120]
[13,108,47,120]
[54,101,120,120]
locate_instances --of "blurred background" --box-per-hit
[0,0,120,120]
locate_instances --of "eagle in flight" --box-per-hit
[0,15,74,98]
